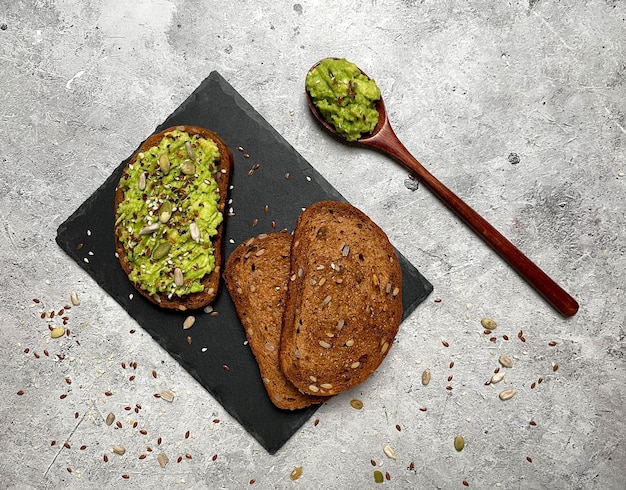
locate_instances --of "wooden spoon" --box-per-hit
[306,60,579,317]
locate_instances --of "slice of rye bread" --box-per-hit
[224,233,327,410]
[279,201,403,397]
[114,125,233,310]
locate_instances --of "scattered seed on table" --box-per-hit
[499,388,516,401]
[553,364,559,372]
[449,361,455,369]
[116,421,122,429]
[421,368,431,386]
[526,456,533,463]
[548,341,558,347]
[503,335,509,341]
[499,355,513,368]
[538,377,544,384]
[463,480,470,487]
[152,369,157,378]
[64,442,71,449]
[80,445,87,450]
[396,424,401,431]
[529,420,537,426]
[212,454,218,461]
[454,435,465,452]
[103,454,109,462]
[112,445,126,455]
[446,385,453,391]
[441,340,450,347]
[104,391,112,396]
[373,470,384,483]
[383,445,396,459]
[350,399,364,410]
[185,430,190,439]
[290,466,303,481]
[481,318,497,330]
[160,390,175,402]
[17,390,24,396]
[531,382,536,389]
[122,474,129,479]
[158,452,169,467]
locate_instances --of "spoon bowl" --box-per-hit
[306,59,579,317]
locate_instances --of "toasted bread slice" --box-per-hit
[114,125,232,310]
[279,201,403,396]
[225,233,327,410]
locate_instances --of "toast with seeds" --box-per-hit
[114,125,232,310]
[224,233,327,410]
[279,201,403,397]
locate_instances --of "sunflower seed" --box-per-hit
[70,291,80,306]
[491,371,506,383]
[182,315,195,330]
[185,141,195,159]
[174,268,184,287]
[105,412,115,426]
[140,223,160,235]
[112,445,126,455]
[160,390,175,402]
[383,445,396,459]
[157,452,169,468]
[189,222,201,242]
[159,154,170,175]
[421,368,431,385]
[50,327,65,338]
[138,172,146,191]
[499,355,513,368]
[499,388,516,401]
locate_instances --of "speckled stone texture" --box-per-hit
[1,1,624,488]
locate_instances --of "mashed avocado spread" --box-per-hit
[115,130,222,298]
[306,57,381,141]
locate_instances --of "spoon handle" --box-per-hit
[363,128,579,317]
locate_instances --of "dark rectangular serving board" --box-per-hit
[56,71,433,454]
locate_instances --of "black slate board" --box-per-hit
[56,71,433,454]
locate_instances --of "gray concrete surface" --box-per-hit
[1,0,625,488]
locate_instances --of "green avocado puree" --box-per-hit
[115,130,222,298]
[306,57,381,141]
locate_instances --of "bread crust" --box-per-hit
[224,233,327,409]
[114,125,232,310]
[279,201,403,396]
